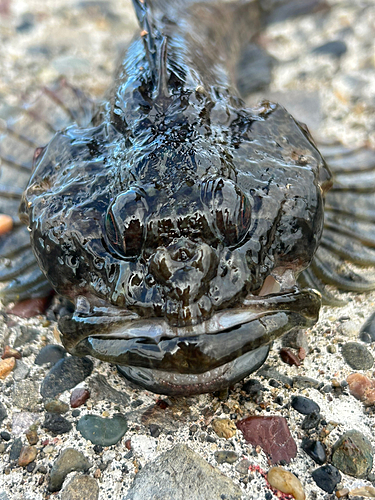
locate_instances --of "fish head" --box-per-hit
[19,98,330,394]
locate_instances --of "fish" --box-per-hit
[1,0,375,395]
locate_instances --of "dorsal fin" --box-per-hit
[132,0,172,98]
[132,0,159,83]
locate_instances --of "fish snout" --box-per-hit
[149,239,217,301]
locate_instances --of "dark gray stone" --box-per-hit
[89,374,130,406]
[341,342,374,370]
[35,345,66,366]
[40,356,93,399]
[360,312,375,343]
[291,395,320,415]
[312,40,347,57]
[43,413,72,435]
[9,438,23,462]
[0,403,7,423]
[332,430,373,478]
[123,444,242,500]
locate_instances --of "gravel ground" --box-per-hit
[0,1,375,499]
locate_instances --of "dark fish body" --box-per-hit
[1,0,375,395]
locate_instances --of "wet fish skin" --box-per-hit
[16,0,330,394]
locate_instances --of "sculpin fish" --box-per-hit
[1,0,375,395]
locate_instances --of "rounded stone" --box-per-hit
[267,467,305,500]
[331,430,373,478]
[40,356,93,399]
[211,418,237,439]
[214,450,238,464]
[18,446,37,467]
[61,475,99,500]
[312,465,341,494]
[77,414,128,446]
[35,345,66,366]
[48,448,91,492]
[341,342,374,370]
[291,396,320,415]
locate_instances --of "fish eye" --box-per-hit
[201,177,251,246]
[105,188,148,259]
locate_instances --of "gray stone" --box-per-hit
[12,360,30,381]
[0,402,7,423]
[35,345,66,366]
[12,380,40,411]
[41,356,93,399]
[0,492,9,500]
[89,374,130,406]
[341,342,374,370]
[48,448,91,492]
[123,444,242,500]
[61,475,99,500]
[77,413,128,446]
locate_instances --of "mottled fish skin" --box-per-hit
[3,0,345,394]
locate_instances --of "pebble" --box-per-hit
[26,428,38,445]
[9,438,23,462]
[211,418,237,439]
[301,439,327,465]
[331,430,373,478]
[214,450,238,464]
[148,424,161,438]
[40,356,93,399]
[301,411,321,431]
[124,444,242,500]
[0,403,7,423]
[347,373,375,405]
[43,413,72,435]
[312,40,347,57]
[349,486,375,497]
[256,365,293,387]
[70,388,90,408]
[311,464,341,494]
[360,312,375,343]
[235,459,251,475]
[35,345,66,366]
[48,448,91,492]
[11,412,40,436]
[77,414,128,446]
[291,396,320,415]
[8,298,50,319]
[12,380,40,411]
[267,467,305,500]
[341,342,374,370]
[12,361,30,381]
[237,416,297,464]
[292,376,321,390]
[61,475,99,500]
[1,346,21,360]
[0,358,15,379]
[88,374,130,406]
[18,446,37,467]
[0,214,13,235]
[44,399,69,414]
[279,348,301,366]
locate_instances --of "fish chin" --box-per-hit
[58,288,321,395]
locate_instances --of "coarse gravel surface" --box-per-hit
[0,1,375,499]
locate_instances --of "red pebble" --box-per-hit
[7,297,51,318]
[1,346,22,360]
[279,348,301,366]
[125,439,132,450]
[70,388,90,408]
[156,400,169,409]
[347,373,375,405]
[236,416,297,464]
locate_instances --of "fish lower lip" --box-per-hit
[59,288,321,379]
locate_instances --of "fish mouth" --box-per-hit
[58,285,321,395]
